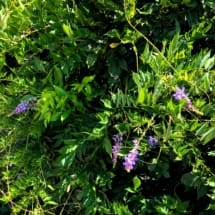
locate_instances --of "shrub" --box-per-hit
[0,0,215,214]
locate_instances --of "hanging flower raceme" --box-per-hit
[15,101,29,114]
[172,87,192,110]
[112,134,123,167]
[172,86,203,115]
[148,136,158,147]
[8,97,37,117]
[15,97,37,114]
[172,87,189,101]
[123,139,139,173]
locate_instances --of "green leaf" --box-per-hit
[140,43,151,64]
[181,173,199,187]
[112,202,133,215]
[62,23,74,38]
[196,123,209,136]
[53,67,63,86]
[50,112,61,122]
[103,137,112,157]
[33,57,46,72]
[53,85,68,97]
[207,176,215,187]
[101,99,112,109]
[105,29,121,39]
[60,111,71,122]
[200,51,215,70]
[208,151,215,157]
[136,87,145,104]
[125,0,136,19]
[114,122,130,133]
[173,144,190,160]
[121,28,140,43]
[46,200,58,206]
[133,176,141,191]
[197,184,208,199]
[167,33,180,60]
[200,127,215,144]
[86,54,97,68]
[82,75,95,85]
[132,72,141,86]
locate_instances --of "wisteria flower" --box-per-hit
[112,133,123,143]
[172,87,193,110]
[123,139,139,172]
[112,134,123,167]
[148,136,158,147]
[172,87,189,101]
[15,97,37,114]
[15,101,29,114]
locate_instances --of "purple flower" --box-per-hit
[15,97,37,114]
[15,101,29,114]
[112,134,123,143]
[123,139,139,172]
[112,134,123,167]
[148,136,158,147]
[172,87,189,101]
[172,87,193,110]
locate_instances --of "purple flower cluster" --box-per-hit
[148,136,158,147]
[15,102,29,114]
[123,139,139,173]
[172,87,189,101]
[15,97,37,114]
[172,87,192,110]
[112,134,159,172]
[112,134,123,167]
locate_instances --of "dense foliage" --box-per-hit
[0,0,215,214]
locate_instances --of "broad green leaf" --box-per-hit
[200,127,215,144]
[196,123,209,136]
[33,57,46,72]
[207,176,215,187]
[181,173,199,187]
[53,67,63,86]
[133,176,141,190]
[200,51,211,67]
[62,23,74,38]
[204,56,215,70]
[50,112,61,122]
[197,184,208,199]
[103,137,112,157]
[53,85,68,97]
